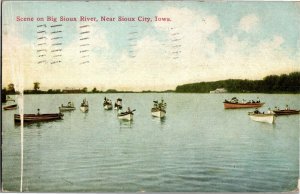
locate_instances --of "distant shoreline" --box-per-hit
[2,72,300,95]
[4,91,300,95]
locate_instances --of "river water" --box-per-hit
[2,93,299,192]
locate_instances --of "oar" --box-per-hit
[128,109,136,115]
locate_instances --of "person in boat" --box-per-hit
[153,100,158,108]
[230,97,238,103]
[285,105,290,110]
[37,108,40,115]
[127,107,131,113]
[256,97,260,103]
[267,108,272,114]
[254,108,260,114]
[242,99,246,104]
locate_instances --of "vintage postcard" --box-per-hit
[1,0,300,192]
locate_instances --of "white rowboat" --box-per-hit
[104,104,113,110]
[151,99,167,118]
[103,97,113,110]
[151,109,166,118]
[80,106,88,112]
[249,113,275,124]
[118,112,133,121]
[114,98,123,110]
[80,99,89,112]
[59,102,76,111]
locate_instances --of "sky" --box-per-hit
[2,1,300,91]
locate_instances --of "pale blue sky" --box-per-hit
[2,1,300,91]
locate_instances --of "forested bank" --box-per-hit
[175,72,300,93]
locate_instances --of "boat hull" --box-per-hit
[14,113,63,123]
[104,104,113,110]
[80,106,89,112]
[273,110,300,115]
[59,107,76,111]
[114,105,122,110]
[224,102,264,109]
[118,113,133,121]
[151,110,166,118]
[249,113,275,124]
[3,104,18,110]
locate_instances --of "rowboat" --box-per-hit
[248,112,275,124]
[151,108,166,118]
[80,106,88,112]
[59,102,76,111]
[14,113,63,123]
[151,99,167,118]
[224,97,264,109]
[103,97,112,110]
[80,98,89,112]
[103,104,112,110]
[114,98,123,110]
[224,102,265,109]
[3,104,18,110]
[273,109,299,115]
[118,112,133,120]
[118,108,135,121]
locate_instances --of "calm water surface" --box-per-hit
[2,93,299,192]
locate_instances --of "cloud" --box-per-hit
[239,14,259,32]
[208,35,299,80]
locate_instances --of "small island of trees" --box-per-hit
[175,72,300,93]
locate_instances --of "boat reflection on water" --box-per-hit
[152,115,166,123]
[14,119,63,128]
[119,119,133,129]
[151,115,167,131]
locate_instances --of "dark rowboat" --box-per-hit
[273,109,300,116]
[14,113,63,123]
[3,104,17,110]
[223,102,264,109]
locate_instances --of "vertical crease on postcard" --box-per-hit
[8,3,25,191]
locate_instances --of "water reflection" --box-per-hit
[151,116,166,130]
[14,120,63,129]
[119,119,133,129]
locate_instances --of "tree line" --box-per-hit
[2,72,299,94]
[175,72,300,93]
[2,82,136,94]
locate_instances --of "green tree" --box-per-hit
[82,87,88,93]
[92,87,98,93]
[7,83,15,94]
[33,82,40,91]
